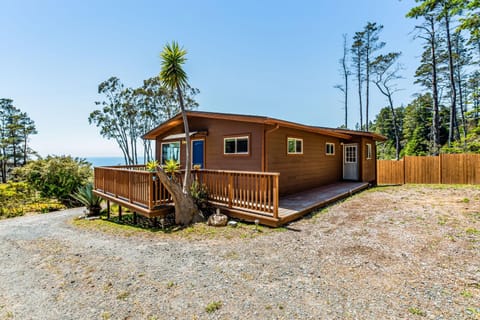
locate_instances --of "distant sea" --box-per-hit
[85,156,145,168]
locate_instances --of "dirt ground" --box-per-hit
[0,185,479,319]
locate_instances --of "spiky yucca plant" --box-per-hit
[72,183,103,216]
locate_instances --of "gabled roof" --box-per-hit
[142,110,387,141]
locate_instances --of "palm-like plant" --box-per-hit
[160,41,192,193]
[157,42,204,225]
[72,183,103,216]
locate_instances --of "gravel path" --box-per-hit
[0,186,479,319]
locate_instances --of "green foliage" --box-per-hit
[71,183,102,216]
[89,76,199,164]
[190,180,213,216]
[205,301,222,313]
[162,159,180,176]
[160,41,189,90]
[146,160,159,172]
[13,155,92,207]
[0,98,37,183]
[0,181,65,218]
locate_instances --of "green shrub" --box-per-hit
[0,181,66,218]
[71,183,102,216]
[13,155,92,207]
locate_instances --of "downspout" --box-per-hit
[264,124,280,172]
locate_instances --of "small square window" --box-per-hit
[287,137,303,154]
[326,143,335,155]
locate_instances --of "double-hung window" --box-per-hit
[326,142,335,155]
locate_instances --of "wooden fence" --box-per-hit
[377,154,480,185]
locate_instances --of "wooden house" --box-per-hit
[94,111,386,226]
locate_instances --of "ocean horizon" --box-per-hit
[85,156,145,168]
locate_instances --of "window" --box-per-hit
[287,137,303,154]
[224,136,249,154]
[161,141,180,164]
[326,142,335,155]
[345,145,357,163]
[366,143,372,159]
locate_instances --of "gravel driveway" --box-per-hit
[0,185,479,319]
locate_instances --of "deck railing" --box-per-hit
[94,167,172,209]
[195,170,280,218]
[94,166,280,218]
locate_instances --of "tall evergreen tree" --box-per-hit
[351,31,365,130]
[363,22,385,132]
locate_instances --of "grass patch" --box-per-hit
[461,290,473,298]
[71,214,286,240]
[205,301,222,313]
[116,291,130,300]
[408,307,426,317]
[466,228,480,236]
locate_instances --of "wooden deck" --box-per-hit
[217,181,369,227]
[93,166,369,227]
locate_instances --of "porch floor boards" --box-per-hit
[220,181,369,227]
[95,181,369,227]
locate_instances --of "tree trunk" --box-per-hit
[342,35,349,128]
[430,17,440,154]
[365,50,370,132]
[155,168,203,225]
[356,52,363,130]
[445,12,459,144]
[176,84,192,193]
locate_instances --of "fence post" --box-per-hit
[439,154,442,184]
[403,157,406,185]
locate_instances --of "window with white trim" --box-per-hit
[161,141,180,164]
[366,143,372,159]
[326,142,335,155]
[224,136,249,154]
[287,137,303,154]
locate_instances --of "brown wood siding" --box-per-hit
[361,137,376,182]
[155,116,264,172]
[266,126,342,195]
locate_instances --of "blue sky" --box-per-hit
[1,0,420,157]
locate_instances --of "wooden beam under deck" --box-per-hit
[93,190,174,218]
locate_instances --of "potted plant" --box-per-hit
[146,160,159,172]
[72,183,103,216]
[163,159,180,181]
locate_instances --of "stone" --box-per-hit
[228,220,238,227]
[207,213,228,227]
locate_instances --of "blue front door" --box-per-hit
[192,140,204,168]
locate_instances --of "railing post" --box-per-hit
[228,173,233,208]
[273,175,279,219]
[128,170,132,203]
[149,172,154,209]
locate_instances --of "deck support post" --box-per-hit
[106,200,110,219]
[153,217,158,228]
[133,212,137,225]
[118,205,122,222]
